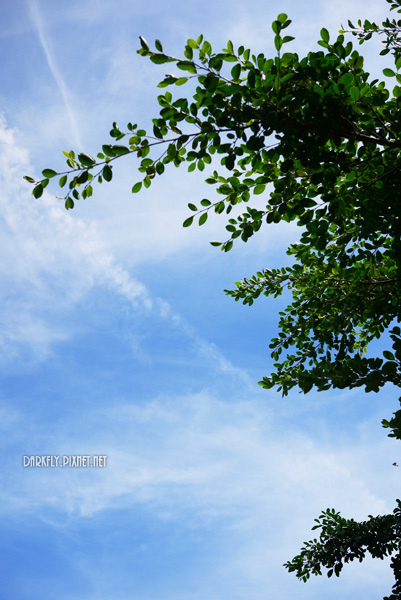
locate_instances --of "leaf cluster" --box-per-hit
[285,501,401,600]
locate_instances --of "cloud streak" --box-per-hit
[27,0,82,147]
[0,114,249,391]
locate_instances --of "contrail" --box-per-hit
[27,0,83,148]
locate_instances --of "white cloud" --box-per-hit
[1,389,398,599]
[5,390,398,521]
[0,115,254,388]
[0,116,151,360]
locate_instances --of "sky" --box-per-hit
[0,0,400,599]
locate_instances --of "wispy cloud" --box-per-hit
[27,0,82,148]
[0,114,250,390]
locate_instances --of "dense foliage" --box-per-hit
[26,0,401,597]
[285,501,401,600]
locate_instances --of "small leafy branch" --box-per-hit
[285,501,401,600]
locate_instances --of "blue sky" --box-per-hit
[0,0,400,599]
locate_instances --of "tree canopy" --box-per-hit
[26,0,401,597]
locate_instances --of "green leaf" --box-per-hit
[158,76,177,88]
[42,168,57,178]
[65,197,74,209]
[112,145,130,155]
[231,63,241,81]
[155,162,165,175]
[201,41,212,56]
[199,212,208,225]
[393,85,401,98]
[254,184,266,195]
[204,75,220,92]
[350,86,359,101]
[23,175,35,183]
[320,28,330,43]
[139,36,149,51]
[78,153,96,166]
[77,170,89,184]
[150,54,175,65]
[33,184,43,199]
[383,68,396,77]
[176,61,197,74]
[155,39,163,52]
[340,72,353,87]
[223,54,237,62]
[277,13,287,24]
[183,216,194,227]
[103,165,113,182]
[272,21,280,34]
[59,175,67,188]
[102,145,115,157]
[132,182,142,193]
[247,69,256,88]
[274,35,282,51]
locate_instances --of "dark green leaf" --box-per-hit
[112,145,130,156]
[139,36,149,51]
[150,54,175,65]
[183,216,194,227]
[42,168,57,178]
[176,61,197,74]
[78,153,96,166]
[103,165,113,182]
[102,145,115,157]
[231,63,241,81]
[33,184,43,199]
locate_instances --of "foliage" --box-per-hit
[25,0,401,597]
[285,501,401,600]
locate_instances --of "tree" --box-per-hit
[25,0,401,597]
